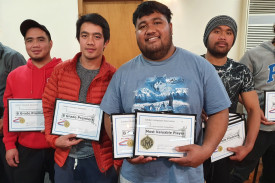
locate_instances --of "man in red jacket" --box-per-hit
[42,13,120,183]
[3,19,62,183]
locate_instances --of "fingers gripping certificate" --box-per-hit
[134,112,196,158]
[51,99,103,141]
[8,99,45,132]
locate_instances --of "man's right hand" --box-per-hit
[127,156,156,164]
[55,134,83,149]
[6,148,19,167]
[260,109,275,125]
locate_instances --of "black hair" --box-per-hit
[272,24,275,44]
[132,1,172,27]
[76,13,110,43]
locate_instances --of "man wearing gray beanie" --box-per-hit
[201,15,260,183]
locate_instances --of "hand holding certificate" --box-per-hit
[111,111,196,159]
[51,99,103,141]
[211,114,246,162]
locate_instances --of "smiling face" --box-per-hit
[79,22,108,63]
[135,12,174,61]
[25,28,52,62]
[207,25,234,58]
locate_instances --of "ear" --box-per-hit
[49,40,53,49]
[169,22,173,35]
[103,39,109,48]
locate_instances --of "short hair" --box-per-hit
[76,13,110,43]
[272,24,275,44]
[132,1,172,27]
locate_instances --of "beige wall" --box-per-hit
[0,0,248,62]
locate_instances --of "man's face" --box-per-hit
[79,22,108,62]
[207,25,234,58]
[135,12,173,61]
[25,28,52,62]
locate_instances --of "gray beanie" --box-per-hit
[203,15,237,47]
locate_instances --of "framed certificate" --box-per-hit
[264,91,275,122]
[8,99,44,132]
[111,114,135,159]
[51,99,103,141]
[211,119,246,162]
[134,111,196,158]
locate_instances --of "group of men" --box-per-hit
[0,1,274,183]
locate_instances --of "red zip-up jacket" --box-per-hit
[42,52,121,173]
[3,58,62,150]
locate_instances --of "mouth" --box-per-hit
[32,50,41,54]
[145,36,160,42]
[215,42,228,47]
[86,48,96,53]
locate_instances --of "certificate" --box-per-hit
[51,99,103,141]
[211,119,246,162]
[111,114,135,159]
[8,99,44,132]
[134,111,196,158]
[264,91,275,122]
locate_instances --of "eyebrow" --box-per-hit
[25,36,46,41]
[80,31,103,36]
[137,17,164,27]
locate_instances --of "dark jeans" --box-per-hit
[231,130,275,183]
[204,156,234,183]
[55,156,118,183]
[0,136,12,183]
[11,144,55,183]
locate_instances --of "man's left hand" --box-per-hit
[228,145,252,161]
[169,144,209,168]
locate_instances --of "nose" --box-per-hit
[87,36,95,45]
[32,40,40,47]
[219,31,226,40]
[145,24,156,35]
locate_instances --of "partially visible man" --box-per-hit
[42,13,120,183]
[231,24,275,183]
[0,42,26,182]
[3,19,62,183]
[101,1,231,183]
[202,15,260,183]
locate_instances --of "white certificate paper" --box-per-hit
[8,99,44,132]
[264,91,275,121]
[51,99,103,141]
[112,114,135,159]
[134,112,196,158]
[211,120,245,162]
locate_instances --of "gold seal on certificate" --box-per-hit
[217,146,223,152]
[127,139,134,147]
[19,117,25,124]
[141,135,154,150]
[64,120,70,128]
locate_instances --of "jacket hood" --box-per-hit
[27,57,62,70]
[261,41,275,52]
